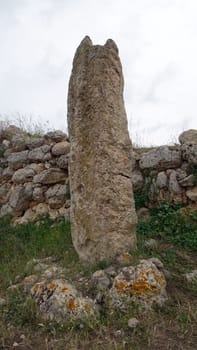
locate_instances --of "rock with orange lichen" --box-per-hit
[109,259,167,309]
[30,278,97,322]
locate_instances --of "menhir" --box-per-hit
[67,36,137,263]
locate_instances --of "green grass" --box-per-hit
[0,205,197,350]
[136,203,197,253]
[0,215,78,291]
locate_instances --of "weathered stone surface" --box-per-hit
[44,130,67,143]
[30,278,97,322]
[7,150,29,170]
[26,137,45,150]
[179,129,197,144]
[12,166,35,184]
[28,145,51,162]
[1,125,26,141]
[128,317,139,329]
[9,184,32,212]
[32,186,45,202]
[139,146,181,171]
[156,171,168,189]
[181,143,197,165]
[186,187,197,202]
[67,36,137,262]
[57,154,69,169]
[179,174,194,187]
[2,139,10,149]
[2,167,14,180]
[176,168,187,181]
[11,134,27,152]
[0,203,13,217]
[109,259,167,309]
[45,184,66,209]
[33,168,66,184]
[0,157,8,169]
[0,183,11,205]
[51,141,70,156]
[169,170,182,194]
[91,270,111,290]
[132,170,144,191]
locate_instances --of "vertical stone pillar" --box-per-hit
[67,36,137,262]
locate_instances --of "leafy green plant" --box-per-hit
[137,203,197,252]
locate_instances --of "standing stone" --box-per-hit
[67,36,137,262]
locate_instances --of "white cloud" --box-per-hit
[0,0,197,145]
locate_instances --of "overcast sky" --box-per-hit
[0,0,197,145]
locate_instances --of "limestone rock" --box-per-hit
[33,168,66,184]
[44,130,67,143]
[7,150,29,170]
[11,134,27,152]
[128,317,139,329]
[0,183,11,205]
[91,270,111,290]
[0,203,13,217]
[179,129,197,144]
[2,139,10,149]
[30,278,97,322]
[132,170,144,191]
[26,137,45,150]
[28,145,51,162]
[2,125,26,141]
[51,141,70,156]
[181,143,197,165]
[169,170,182,194]
[2,167,14,180]
[109,259,167,309]
[57,154,69,169]
[45,184,66,209]
[67,36,137,262]
[12,166,35,184]
[179,175,194,187]
[139,146,181,171]
[0,157,8,169]
[186,187,197,202]
[156,171,168,189]
[32,186,45,202]
[9,184,32,212]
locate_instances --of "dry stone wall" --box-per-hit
[0,125,70,224]
[0,126,197,224]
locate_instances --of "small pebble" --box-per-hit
[128,317,139,329]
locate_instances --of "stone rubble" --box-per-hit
[6,257,168,323]
[0,126,197,223]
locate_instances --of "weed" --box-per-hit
[137,203,197,252]
[3,289,37,327]
[0,207,197,349]
[0,216,78,290]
